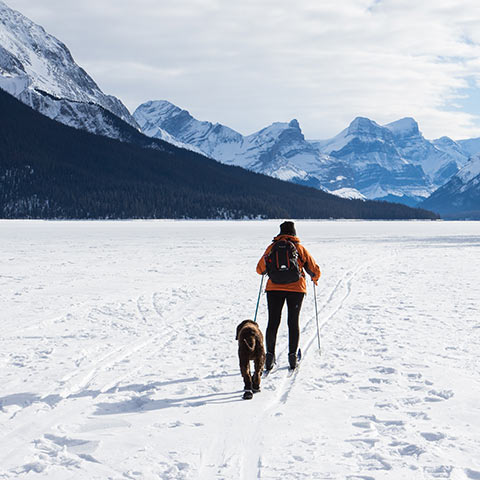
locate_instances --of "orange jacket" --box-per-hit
[256,235,321,293]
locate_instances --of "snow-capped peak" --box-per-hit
[0,0,138,132]
[385,117,420,138]
[319,116,392,156]
[134,100,184,124]
[346,116,384,136]
[349,116,377,128]
[134,100,244,160]
[434,136,456,146]
[134,96,477,209]
[250,119,303,141]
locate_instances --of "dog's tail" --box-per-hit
[243,337,256,352]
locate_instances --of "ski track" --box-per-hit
[1,220,480,479]
[244,259,375,480]
[196,258,377,480]
[0,289,190,478]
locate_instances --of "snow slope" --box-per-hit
[134,101,333,189]
[328,187,367,200]
[456,154,480,184]
[457,137,480,158]
[134,100,243,158]
[1,220,479,479]
[421,155,480,216]
[385,119,469,188]
[0,0,139,138]
[319,117,433,203]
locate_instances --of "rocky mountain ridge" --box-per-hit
[134,101,477,206]
[0,0,138,139]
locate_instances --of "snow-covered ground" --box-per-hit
[1,220,479,479]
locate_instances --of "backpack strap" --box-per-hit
[289,239,304,265]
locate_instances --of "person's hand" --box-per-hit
[311,277,318,286]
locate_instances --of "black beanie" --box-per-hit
[279,221,296,236]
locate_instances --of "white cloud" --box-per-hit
[6,0,480,139]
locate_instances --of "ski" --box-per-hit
[262,362,278,378]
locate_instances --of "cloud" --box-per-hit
[6,0,480,139]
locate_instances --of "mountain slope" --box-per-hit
[134,101,338,189]
[135,101,473,206]
[317,117,432,203]
[385,118,469,187]
[420,155,480,218]
[457,137,480,157]
[134,100,242,157]
[0,88,438,220]
[0,0,139,139]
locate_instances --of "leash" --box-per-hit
[253,274,265,323]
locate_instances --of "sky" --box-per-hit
[5,0,480,140]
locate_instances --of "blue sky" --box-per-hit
[5,0,480,140]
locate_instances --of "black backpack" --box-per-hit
[265,239,302,284]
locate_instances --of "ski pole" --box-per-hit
[313,282,321,354]
[253,274,265,323]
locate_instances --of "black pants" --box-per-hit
[266,290,305,355]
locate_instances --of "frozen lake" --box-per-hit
[1,220,480,479]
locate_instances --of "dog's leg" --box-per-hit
[240,359,254,399]
[252,355,263,392]
[240,359,253,391]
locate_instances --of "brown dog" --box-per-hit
[235,320,266,400]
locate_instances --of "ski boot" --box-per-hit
[265,352,276,371]
[288,349,302,370]
[288,353,297,370]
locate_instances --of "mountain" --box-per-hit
[134,101,342,191]
[237,119,332,187]
[135,101,473,206]
[0,88,438,220]
[385,118,469,187]
[420,155,480,218]
[313,116,473,204]
[133,101,332,188]
[0,0,139,139]
[316,117,433,205]
[133,100,242,157]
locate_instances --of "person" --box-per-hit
[256,221,321,370]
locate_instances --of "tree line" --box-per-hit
[0,88,439,220]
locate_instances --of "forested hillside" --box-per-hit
[0,89,438,220]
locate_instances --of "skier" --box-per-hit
[256,221,321,370]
